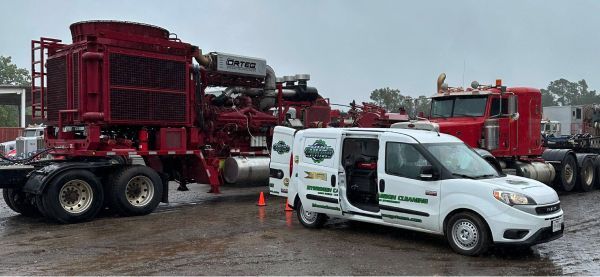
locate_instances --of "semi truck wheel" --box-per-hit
[556,154,577,192]
[3,189,39,217]
[577,158,595,192]
[296,200,326,228]
[3,189,39,216]
[41,170,104,224]
[107,166,163,216]
[445,212,490,256]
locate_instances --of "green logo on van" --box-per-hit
[273,140,290,154]
[304,139,334,163]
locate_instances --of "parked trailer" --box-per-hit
[405,74,600,193]
[0,21,332,223]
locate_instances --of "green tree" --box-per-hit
[542,78,599,106]
[0,56,30,85]
[369,87,405,112]
[414,95,431,117]
[0,56,30,126]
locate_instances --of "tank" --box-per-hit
[223,156,270,184]
[514,161,556,184]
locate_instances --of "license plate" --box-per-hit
[552,217,563,232]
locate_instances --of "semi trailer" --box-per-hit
[0,20,332,223]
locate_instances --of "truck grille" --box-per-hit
[0,144,5,154]
[536,203,561,215]
[16,139,24,156]
[46,56,68,122]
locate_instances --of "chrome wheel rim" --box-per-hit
[126,176,154,207]
[300,204,317,224]
[564,163,574,184]
[583,165,593,186]
[59,179,93,214]
[452,219,479,251]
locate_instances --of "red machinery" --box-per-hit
[0,21,331,223]
[330,101,409,127]
[425,73,598,192]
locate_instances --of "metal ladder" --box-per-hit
[31,37,62,119]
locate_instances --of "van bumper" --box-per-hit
[495,224,564,246]
[486,206,564,245]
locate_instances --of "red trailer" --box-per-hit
[0,21,331,223]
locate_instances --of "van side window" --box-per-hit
[385,142,431,180]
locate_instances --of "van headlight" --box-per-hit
[493,190,536,205]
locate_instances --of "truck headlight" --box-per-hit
[493,190,536,205]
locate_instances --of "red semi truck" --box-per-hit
[421,74,597,192]
[0,21,332,223]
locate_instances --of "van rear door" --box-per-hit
[269,126,296,196]
[297,134,343,216]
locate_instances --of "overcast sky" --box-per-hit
[1,0,598,105]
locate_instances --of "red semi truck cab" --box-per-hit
[429,79,544,159]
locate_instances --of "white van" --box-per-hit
[269,126,564,256]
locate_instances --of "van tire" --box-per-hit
[445,212,490,256]
[296,200,326,228]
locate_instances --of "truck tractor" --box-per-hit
[420,74,598,192]
[0,20,332,223]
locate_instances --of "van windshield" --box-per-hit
[424,143,499,179]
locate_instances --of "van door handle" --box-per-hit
[331,175,336,187]
[379,179,385,192]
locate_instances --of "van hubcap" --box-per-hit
[452,219,479,251]
[300,204,317,224]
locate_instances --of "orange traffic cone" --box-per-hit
[284,201,293,211]
[257,192,266,206]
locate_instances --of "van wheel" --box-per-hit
[42,169,104,224]
[296,200,326,228]
[446,212,490,256]
[577,158,595,192]
[3,189,39,217]
[107,166,163,216]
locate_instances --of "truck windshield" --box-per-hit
[424,143,499,179]
[430,96,487,118]
[23,130,38,137]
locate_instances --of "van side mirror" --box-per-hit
[419,165,437,181]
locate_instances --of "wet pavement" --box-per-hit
[0,183,599,275]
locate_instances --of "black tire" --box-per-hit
[3,188,40,217]
[107,166,163,217]
[577,158,595,192]
[445,212,491,256]
[3,189,17,212]
[296,200,327,228]
[556,154,577,192]
[41,169,104,224]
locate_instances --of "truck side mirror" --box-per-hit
[419,165,437,181]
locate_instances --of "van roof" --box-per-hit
[298,128,462,144]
